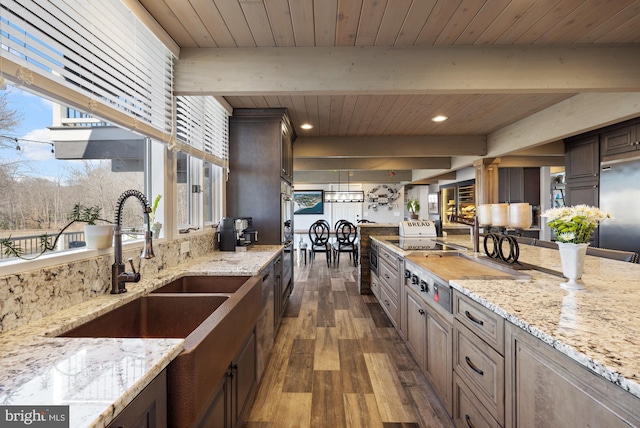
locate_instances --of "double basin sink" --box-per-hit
[58,274,262,427]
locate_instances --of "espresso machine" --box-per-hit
[219,217,257,251]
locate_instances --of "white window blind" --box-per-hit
[0,0,173,141]
[176,96,229,168]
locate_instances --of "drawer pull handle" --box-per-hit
[465,356,484,376]
[465,414,475,428]
[418,309,425,315]
[465,310,484,326]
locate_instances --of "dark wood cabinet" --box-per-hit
[565,135,600,182]
[256,260,276,382]
[273,253,284,333]
[281,121,294,183]
[228,108,296,244]
[564,135,601,245]
[195,332,257,428]
[498,167,540,205]
[108,370,167,428]
[601,123,640,157]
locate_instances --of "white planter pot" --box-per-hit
[152,223,162,239]
[84,225,114,249]
[557,242,589,290]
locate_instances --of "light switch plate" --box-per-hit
[180,241,190,254]
[394,212,400,216]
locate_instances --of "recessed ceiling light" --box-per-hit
[300,123,313,130]
[431,115,448,122]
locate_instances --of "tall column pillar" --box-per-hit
[474,158,500,205]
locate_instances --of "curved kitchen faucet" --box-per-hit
[111,190,155,294]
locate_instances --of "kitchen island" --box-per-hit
[372,234,640,426]
[0,245,282,428]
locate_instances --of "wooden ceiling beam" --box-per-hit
[294,136,486,157]
[497,156,566,167]
[175,45,640,95]
[294,157,451,170]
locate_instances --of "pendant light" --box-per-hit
[324,170,364,203]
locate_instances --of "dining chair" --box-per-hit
[308,220,332,267]
[332,220,358,267]
[586,246,639,263]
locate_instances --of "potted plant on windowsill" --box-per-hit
[149,194,162,239]
[0,204,113,260]
[407,198,420,220]
[77,205,113,249]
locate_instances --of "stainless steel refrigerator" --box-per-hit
[599,155,640,254]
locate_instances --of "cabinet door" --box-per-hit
[564,181,599,246]
[425,308,453,415]
[195,375,231,428]
[601,124,638,157]
[256,266,275,382]
[404,288,426,369]
[108,370,167,428]
[233,332,257,427]
[508,168,524,203]
[522,167,540,206]
[565,135,599,181]
[280,120,294,183]
[505,323,640,428]
[370,270,380,299]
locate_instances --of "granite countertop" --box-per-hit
[0,245,282,428]
[371,235,640,400]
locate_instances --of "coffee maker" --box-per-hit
[219,217,257,251]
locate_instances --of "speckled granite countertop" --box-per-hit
[371,235,640,400]
[0,245,282,428]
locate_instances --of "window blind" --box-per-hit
[0,0,173,142]
[176,95,229,168]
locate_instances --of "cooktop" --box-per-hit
[385,238,461,251]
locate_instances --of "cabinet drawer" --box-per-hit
[454,320,504,426]
[379,246,399,272]
[453,291,504,354]
[379,283,399,327]
[453,374,501,428]
[370,273,380,299]
[379,260,399,299]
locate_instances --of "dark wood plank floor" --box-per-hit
[244,256,455,428]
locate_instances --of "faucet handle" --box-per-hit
[127,257,137,275]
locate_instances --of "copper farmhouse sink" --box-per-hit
[151,275,251,294]
[59,294,229,338]
[59,274,262,427]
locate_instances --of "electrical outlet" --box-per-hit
[180,241,190,254]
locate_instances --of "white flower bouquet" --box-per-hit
[541,204,612,244]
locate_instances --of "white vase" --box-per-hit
[557,242,589,290]
[84,225,114,249]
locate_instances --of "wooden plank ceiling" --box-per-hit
[136,0,640,180]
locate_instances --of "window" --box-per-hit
[204,161,224,226]
[0,84,158,262]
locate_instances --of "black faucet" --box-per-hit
[111,190,155,294]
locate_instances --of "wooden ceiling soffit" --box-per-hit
[175,45,640,95]
[293,157,450,171]
[294,170,411,184]
[410,172,457,185]
[294,136,486,157]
